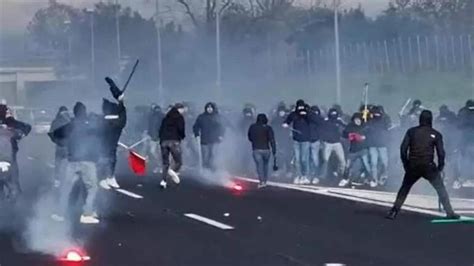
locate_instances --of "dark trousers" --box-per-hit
[201,144,217,171]
[161,140,182,182]
[392,163,455,215]
[252,150,271,183]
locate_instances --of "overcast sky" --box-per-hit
[0,0,390,34]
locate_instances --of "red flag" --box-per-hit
[128,150,146,176]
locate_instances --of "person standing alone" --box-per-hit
[248,114,277,188]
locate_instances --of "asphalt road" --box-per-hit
[1,170,473,266]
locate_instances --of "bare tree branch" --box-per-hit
[176,0,199,27]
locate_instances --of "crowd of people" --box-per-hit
[1,77,473,223]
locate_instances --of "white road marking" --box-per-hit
[325,264,346,266]
[235,177,472,217]
[115,189,143,199]
[184,213,234,230]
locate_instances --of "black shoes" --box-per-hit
[385,209,398,220]
[446,213,461,220]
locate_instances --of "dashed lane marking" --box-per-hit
[115,189,144,199]
[184,213,234,230]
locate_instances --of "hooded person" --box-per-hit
[308,105,324,184]
[0,104,32,198]
[158,103,186,189]
[0,124,23,201]
[283,100,315,184]
[339,112,371,187]
[386,110,459,220]
[48,106,71,188]
[147,104,164,173]
[365,105,391,187]
[319,107,346,183]
[270,103,292,177]
[98,95,127,190]
[51,102,101,224]
[401,99,424,128]
[248,113,276,188]
[456,100,474,189]
[193,102,225,171]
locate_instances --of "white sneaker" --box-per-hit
[99,179,111,190]
[301,176,311,184]
[108,177,120,189]
[311,178,320,185]
[80,215,100,224]
[51,214,64,222]
[293,177,301,185]
[168,169,180,184]
[370,181,378,188]
[338,179,350,187]
[452,180,462,190]
[160,180,167,189]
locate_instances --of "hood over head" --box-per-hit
[0,104,7,120]
[327,108,339,120]
[73,102,87,119]
[204,102,218,114]
[419,110,433,127]
[256,113,268,125]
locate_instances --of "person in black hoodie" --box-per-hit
[147,104,164,173]
[308,105,324,184]
[366,106,391,188]
[0,104,32,198]
[386,110,459,220]
[456,100,474,189]
[248,114,276,188]
[52,102,101,224]
[159,103,186,189]
[49,106,71,189]
[319,108,346,182]
[193,102,225,171]
[283,100,313,184]
[97,77,127,190]
[339,113,370,187]
[270,103,292,177]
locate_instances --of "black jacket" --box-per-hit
[55,115,101,163]
[319,118,345,144]
[193,103,225,145]
[458,107,474,145]
[284,107,318,142]
[270,114,291,148]
[401,111,445,170]
[343,122,367,153]
[0,126,18,162]
[148,107,164,141]
[248,115,276,153]
[159,108,185,142]
[366,115,391,147]
[100,100,127,158]
[0,117,32,153]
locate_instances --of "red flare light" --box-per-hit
[59,249,91,262]
[233,184,243,191]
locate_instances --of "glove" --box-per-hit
[105,77,123,100]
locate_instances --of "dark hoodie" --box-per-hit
[308,105,324,142]
[100,98,127,158]
[54,102,101,162]
[458,100,474,145]
[284,100,315,142]
[159,107,185,142]
[240,106,255,135]
[343,113,368,153]
[193,102,225,145]
[0,104,32,153]
[319,108,345,144]
[148,105,164,141]
[48,107,71,158]
[401,110,445,170]
[366,106,391,147]
[248,114,276,153]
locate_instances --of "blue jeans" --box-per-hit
[293,141,310,177]
[309,141,321,177]
[252,150,271,183]
[321,142,346,178]
[344,149,370,181]
[369,147,388,181]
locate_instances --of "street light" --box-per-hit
[334,0,341,104]
[216,0,222,100]
[115,0,122,64]
[155,0,164,103]
[86,8,95,90]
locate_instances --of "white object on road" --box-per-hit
[116,189,144,199]
[224,213,230,217]
[168,169,180,184]
[184,213,234,230]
